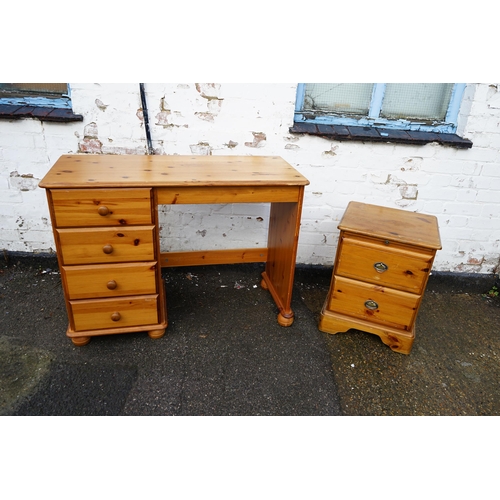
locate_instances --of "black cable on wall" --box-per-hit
[139,83,154,155]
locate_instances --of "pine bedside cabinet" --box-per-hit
[319,201,441,354]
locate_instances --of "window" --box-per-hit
[291,83,472,148]
[0,83,82,122]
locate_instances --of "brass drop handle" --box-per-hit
[102,244,113,254]
[111,312,121,322]
[374,262,388,273]
[98,206,110,216]
[107,280,117,290]
[364,300,379,310]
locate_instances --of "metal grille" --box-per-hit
[381,83,454,121]
[0,83,67,96]
[303,83,373,115]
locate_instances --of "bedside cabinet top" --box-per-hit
[338,201,442,250]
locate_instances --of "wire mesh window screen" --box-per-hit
[303,83,374,115]
[381,83,454,121]
[0,83,68,95]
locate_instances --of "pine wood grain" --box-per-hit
[264,198,303,323]
[50,188,152,227]
[39,155,310,188]
[62,262,158,299]
[70,295,159,331]
[339,201,442,250]
[40,154,308,340]
[161,248,268,267]
[320,201,440,354]
[156,186,300,204]
[328,276,420,330]
[336,234,435,294]
[319,306,415,355]
[56,226,155,265]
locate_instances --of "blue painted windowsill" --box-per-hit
[289,122,473,148]
[0,103,83,122]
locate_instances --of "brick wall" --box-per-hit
[1,83,499,274]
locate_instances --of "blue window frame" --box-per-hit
[0,83,82,122]
[0,83,72,109]
[294,83,466,134]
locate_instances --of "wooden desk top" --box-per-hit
[339,201,442,250]
[39,155,310,189]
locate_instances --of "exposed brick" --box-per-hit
[0,83,499,272]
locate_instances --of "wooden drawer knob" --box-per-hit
[102,244,113,254]
[98,206,110,216]
[107,280,117,290]
[111,312,121,322]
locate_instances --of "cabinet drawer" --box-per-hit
[327,276,420,330]
[57,226,155,265]
[62,262,158,299]
[50,188,152,227]
[70,295,159,331]
[336,234,434,293]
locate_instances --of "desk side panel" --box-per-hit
[264,187,304,317]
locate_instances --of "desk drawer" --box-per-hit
[50,188,152,227]
[62,262,157,299]
[57,226,155,265]
[327,276,419,330]
[336,235,434,293]
[70,295,159,331]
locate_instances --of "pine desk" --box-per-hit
[40,155,309,346]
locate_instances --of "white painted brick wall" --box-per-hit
[1,83,499,274]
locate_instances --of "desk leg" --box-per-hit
[261,193,303,326]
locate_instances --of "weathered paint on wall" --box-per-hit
[1,83,499,274]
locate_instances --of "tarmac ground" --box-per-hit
[1,255,499,416]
